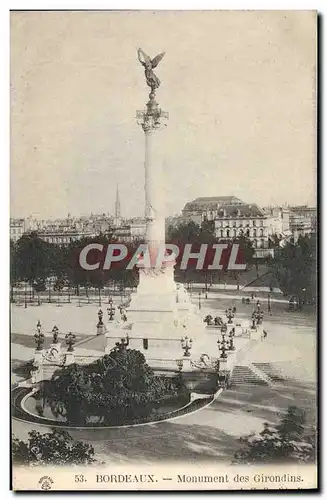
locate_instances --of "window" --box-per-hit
[253,220,257,227]
[226,229,230,238]
[143,338,148,350]
[220,229,223,238]
[246,229,250,237]
[259,228,263,237]
[261,239,265,248]
[253,229,257,237]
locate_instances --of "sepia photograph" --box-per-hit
[10,9,317,491]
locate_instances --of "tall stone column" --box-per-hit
[137,93,168,259]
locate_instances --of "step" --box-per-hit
[230,365,269,386]
[252,362,285,382]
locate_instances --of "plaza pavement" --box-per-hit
[11,291,316,463]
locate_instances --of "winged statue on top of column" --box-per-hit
[137,48,166,92]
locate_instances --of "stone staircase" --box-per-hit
[230,364,273,386]
[252,362,285,382]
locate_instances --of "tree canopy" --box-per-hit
[268,234,316,304]
[42,347,184,425]
[12,430,95,466]
[10,232,141,291]
[234,406,316,464]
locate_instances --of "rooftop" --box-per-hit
[182,197,265,217]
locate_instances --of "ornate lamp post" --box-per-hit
[107,299,115,321]
[97,309,104,326]
[181,335,193,357]
[34,320,44,351]
[217,335,228,359]
[228,334,235,351]
[118,305,127,322]
[251,312,257,330]
[52,325,59,344]
[257,310,264,325]
[65,332,76,352]
[97,309,106,335]
[252,309,264,326]
[225,308,235,324]
[220,322,228,339]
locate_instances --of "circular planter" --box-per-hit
[12,386,216,429]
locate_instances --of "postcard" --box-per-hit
[10,10,317,491]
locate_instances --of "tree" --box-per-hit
[12,430,95,466]
[234,406,316,464]
[14,232,54,287]
[268,234,316,306]
[166,221,255,285]
[43,348,184,425]
[10,240,19,301]
[41,364,94,425]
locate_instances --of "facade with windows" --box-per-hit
[10,218,26,242]
[289,205,317,238]
[182,196,269,249]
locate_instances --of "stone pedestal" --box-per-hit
[97,323,106,336]
[217,357,228,372]
[33,350,44,367]
[177,356,192,372]
[65,352,75,365]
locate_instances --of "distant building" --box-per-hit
[289,205,317,239]
[182,196,244,225]
[182,196,270,250]
[262,206,291,236]
[10,218,26,242]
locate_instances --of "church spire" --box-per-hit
[115,184,121,219]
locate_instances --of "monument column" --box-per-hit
[125,48,205,350]
[138,93,168,258]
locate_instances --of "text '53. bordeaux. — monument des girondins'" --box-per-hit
[10,10,317,491]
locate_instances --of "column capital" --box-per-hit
[136,95,168,133]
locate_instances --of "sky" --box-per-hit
[10,10,317,219]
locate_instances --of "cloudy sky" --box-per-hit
[10,10,316,219]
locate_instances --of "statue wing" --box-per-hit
[151,52,166,68]
[138,48,151,66]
